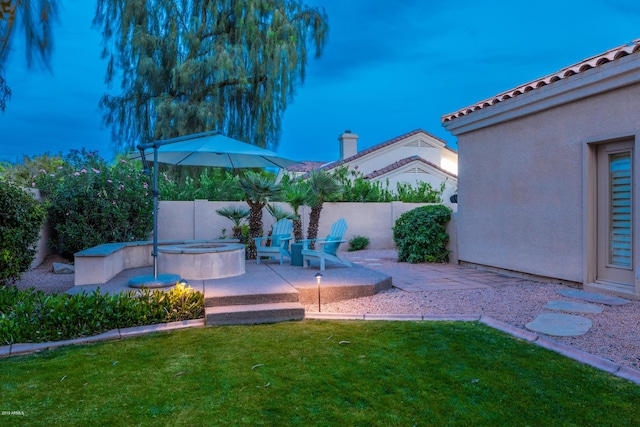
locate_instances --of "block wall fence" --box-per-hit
[155,201,458,263]
[32,201,458,265]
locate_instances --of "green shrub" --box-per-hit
[158,166,254,201]
[0,181,47,285]
[0,284,204,344]
[329,166,393,202]
[393,205,452,263]
[396,181,445,203]
[348,235,370,251]
[326,166,446,203]
[0,152,65,188]
[35,149,153,258]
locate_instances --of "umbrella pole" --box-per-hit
[127,142,180,288]
[152,147,159,278]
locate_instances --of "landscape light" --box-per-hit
[315,272,323,312]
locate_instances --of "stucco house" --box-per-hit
[442,39,640,300]
[284,129,458,200]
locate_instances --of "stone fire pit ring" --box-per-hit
[158,243,245,280]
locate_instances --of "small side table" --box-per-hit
[290,243,303,266]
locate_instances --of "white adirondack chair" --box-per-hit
[255,219,293,265]
[301,218,352,271]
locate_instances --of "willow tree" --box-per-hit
[0,0,59,111]
[93,0,328,151]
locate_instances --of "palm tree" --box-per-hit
[306,170,340,248]
[266,203,298,222]
[281,179,311,242]
[215,205,250,242]
[238,171,281,259]
[0,0,59,111]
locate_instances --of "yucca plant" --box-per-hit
[215,205,250,242]
[238,171,281,259]
[266,203,298,222]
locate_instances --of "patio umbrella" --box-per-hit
[128,131,299,287]
[130,131,299,169]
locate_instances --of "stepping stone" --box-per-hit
[544,300,604,314]
[557,289,631,306]
[525,313,592,337]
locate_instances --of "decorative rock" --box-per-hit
[525,312,592,337]
[52,262,75,275]
[544,300,604,314]
[557,289,631,306]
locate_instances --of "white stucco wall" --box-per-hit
[156,200,458,252]
[344,133,457,177]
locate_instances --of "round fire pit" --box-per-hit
[158,243,245,280]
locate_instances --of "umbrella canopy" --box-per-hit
[127,131,298,287]
[131,131,298,169]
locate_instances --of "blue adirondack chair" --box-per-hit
[301,218,352,271]
[255,219,293,264]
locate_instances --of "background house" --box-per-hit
[442,39,640,300]
[283,129,458,200]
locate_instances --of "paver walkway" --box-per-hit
[344,253,521,292]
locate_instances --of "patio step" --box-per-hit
[205,302,305,325]
[205,291,299,308]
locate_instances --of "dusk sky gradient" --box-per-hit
[1,0,640,163]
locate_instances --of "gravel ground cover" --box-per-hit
[9,250,640,372]
[311,250,640,373]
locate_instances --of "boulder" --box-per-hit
[52,262,75,275]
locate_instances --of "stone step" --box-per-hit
[205,291,299,307]
[525,312,592,337]
[556,289,631,306]
[544,300,604,314]
[205,302,305,326]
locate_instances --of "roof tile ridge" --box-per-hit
[364,155,457,179]
[442,39,640,123]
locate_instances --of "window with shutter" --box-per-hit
[608,152,632,268]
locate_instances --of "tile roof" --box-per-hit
[441,39,640,123]
[364,155,458,180]
[289,128,455,175]
[285,161,327,173]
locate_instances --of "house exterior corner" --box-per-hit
[443,41,640,299]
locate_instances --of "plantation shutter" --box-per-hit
[609,152,633,268]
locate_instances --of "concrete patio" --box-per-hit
[67,257,394,325]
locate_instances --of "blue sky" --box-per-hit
[1,0,640,163]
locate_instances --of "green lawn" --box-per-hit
[1,321,639,426]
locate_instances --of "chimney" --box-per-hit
[338,130,358,160]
